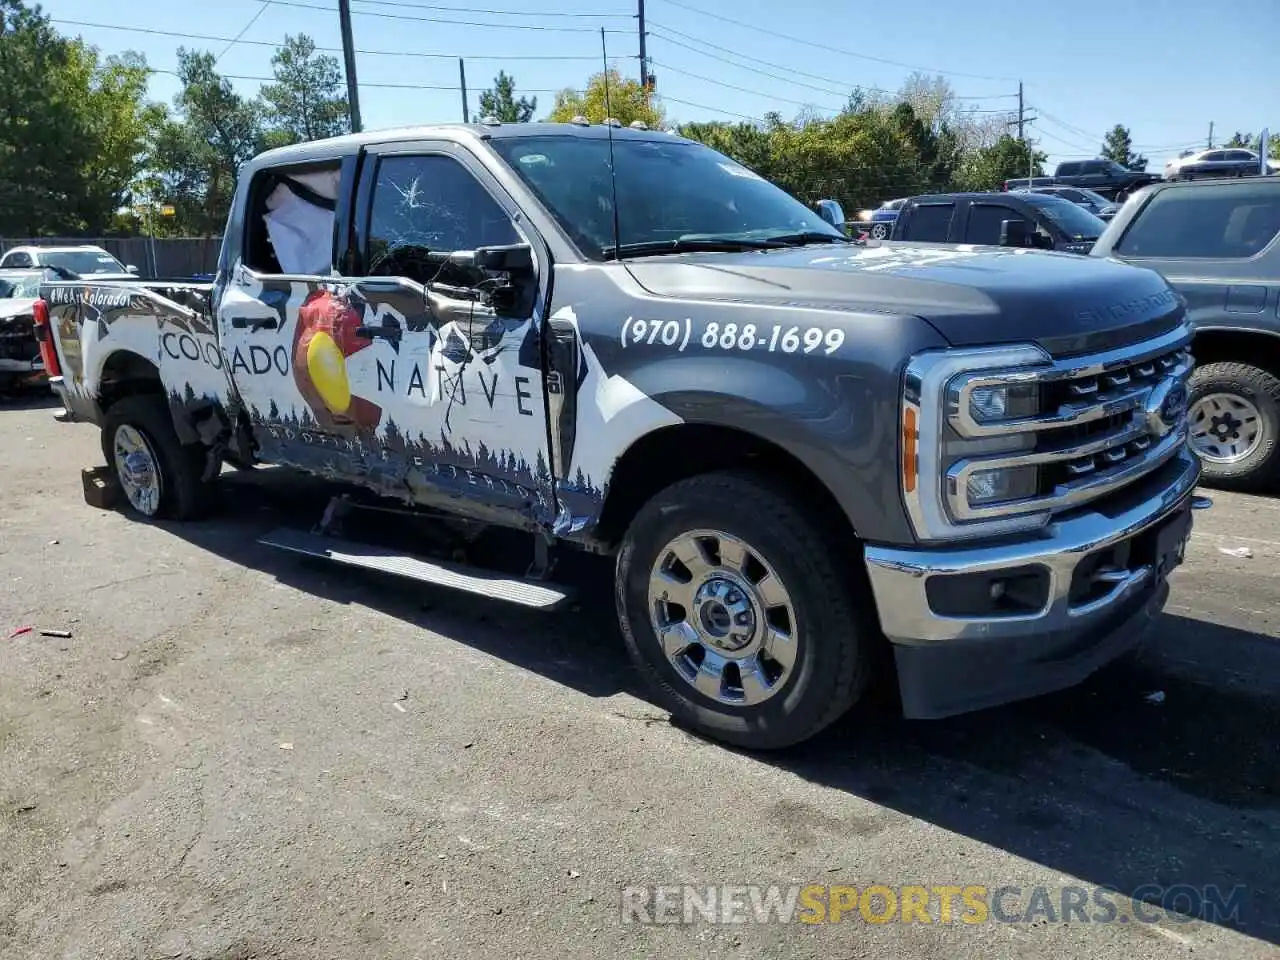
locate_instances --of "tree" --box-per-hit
[1100,124,1148,171]
[260,34,348,146]
[139,48,264,235]
[478,70,536,123]
[952,135,1046,191]
[0,1,151,234]
[546,70,663,128]
[1226,130,1280,159]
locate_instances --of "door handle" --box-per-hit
[356,323,402,341]
[230,316,278,330]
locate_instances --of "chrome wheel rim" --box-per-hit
[1189,392,1263,463]
[113,424,163,516]
[647,529,798,706]
[870,223,889,239]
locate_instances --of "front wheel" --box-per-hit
[101,395,216,520]
[614,471,875,750]
[1187,361,1280,491]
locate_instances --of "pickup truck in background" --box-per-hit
[36,121,1202,750]
[1048,159,1163,202]
[889,191,1106,253]
[1092,175,1280,490]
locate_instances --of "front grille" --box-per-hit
[0,318,36,362]
[945,327,1193,523]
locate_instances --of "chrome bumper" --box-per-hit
[864,447,1201,646]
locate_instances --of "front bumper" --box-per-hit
[864,447,1201,718]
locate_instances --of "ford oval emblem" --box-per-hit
[1145,377,1187,438]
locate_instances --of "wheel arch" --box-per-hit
[1192,327,1280,375]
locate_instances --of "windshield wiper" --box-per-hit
[602,237,788,260]
[762,230,853,246]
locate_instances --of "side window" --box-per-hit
[366,153,519,285]
[3,251,32,268]
[244,162,342,275]
[1080,161,1104,175]
[1203,151,1226,163]
[904,203,954,242]
[1227,150,1255,163]
[1116,183,1280,259]
[965,204,1019,245]
[1060,189,1085,203]
[1057,162,1080,176]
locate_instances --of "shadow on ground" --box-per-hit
[140,467,1280,944]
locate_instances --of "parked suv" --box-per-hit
[1092,176,1280,489]
[1052,159,1162,202]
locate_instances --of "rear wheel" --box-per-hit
[614,471,875,750]
[101,394,216,520]
[1187,361,1280,491]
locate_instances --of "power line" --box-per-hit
[51,19,605,60]
[148,66,578,94]
[216,2,272,63]
[650,0,1018,82]
[650,60,843,109]
[648,23,1016,104]
[348,0,632,16]
[269,0,631,32]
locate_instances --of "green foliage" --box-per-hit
[0,0,152,234]
[1101,124,1147,171]
[952,135,1047,191]
[1225,130,1280,158]
[478,70,536,124]
[260,34,348,146]
[546,70,664,128]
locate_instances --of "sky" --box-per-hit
[37,0,1279,196]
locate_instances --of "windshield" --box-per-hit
[39,250,127,274]
[1023,195,1106,240]
[0,272,44,298]
[488,135,845,260]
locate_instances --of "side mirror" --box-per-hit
[126,264,139,274]
[999,218,1034,247]
[815,199,846,229]
[473,243,533,272]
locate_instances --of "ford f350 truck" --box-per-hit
[36,122,1203,749]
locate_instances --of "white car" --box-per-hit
[1165,148,1279,180]
[0,244,138,279]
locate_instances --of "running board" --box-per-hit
[258,527,572,610]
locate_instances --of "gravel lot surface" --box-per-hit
[2,395,1278,959]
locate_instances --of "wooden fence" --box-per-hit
[0,237,222,279]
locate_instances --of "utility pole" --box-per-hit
[637,0,648,88]
[459,59,469,122]
[338,0,362,133]
[1017,81,1024,140]
[1208,121,1214,148]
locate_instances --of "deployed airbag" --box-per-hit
[262,168,341,275]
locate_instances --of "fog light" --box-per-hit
[969,383,1039,422]
[966,465,1039,505]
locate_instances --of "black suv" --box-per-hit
[1092,176,1280,489]
[889,191,1106,254]
[1052,159,1163,202]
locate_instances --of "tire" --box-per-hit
[100,394,216,520]
[870,222,889,240]
[614,470,875,750]
[1187,361,1280,492]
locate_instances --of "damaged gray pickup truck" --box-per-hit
[37,122,1204,749]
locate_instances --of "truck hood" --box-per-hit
[623,241,1182,356]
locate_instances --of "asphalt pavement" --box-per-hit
[1,394,1278,960]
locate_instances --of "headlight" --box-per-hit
[965,465,1039,505]
[968,383,1039,422]
[902,344,1053,542]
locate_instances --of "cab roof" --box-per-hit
[246,121,688,172]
